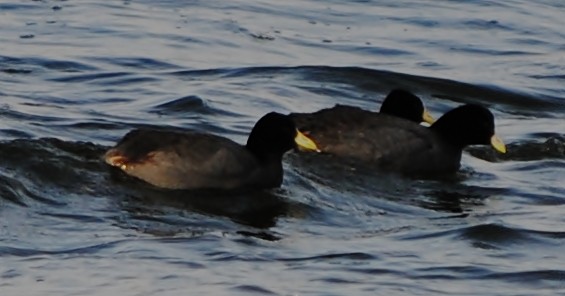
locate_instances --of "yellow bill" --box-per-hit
[294,129,320,152]
[490,134,506,153]
[422,108,435,124]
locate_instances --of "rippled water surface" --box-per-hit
[1,0,564,295]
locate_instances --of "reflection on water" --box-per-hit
[114,182,303,231]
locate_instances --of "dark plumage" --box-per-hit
[379,89,435,124]
[291,89,434,144]
[291,104,506,175]
[104,112,319,190]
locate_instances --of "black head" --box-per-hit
[379,89,432,123]
[246,112,300,159]
[431,104,505,152]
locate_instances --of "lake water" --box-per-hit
[1,0,564,295]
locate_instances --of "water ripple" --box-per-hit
[279,252,377,262]
[0,240,125,257]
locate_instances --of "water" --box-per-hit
[1,0,564,295]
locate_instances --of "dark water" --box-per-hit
[1,0,564,295]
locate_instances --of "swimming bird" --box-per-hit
[104,112,319,190]
[291,104,506,175]
[378,89,435,124]
[291,89,434,141]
